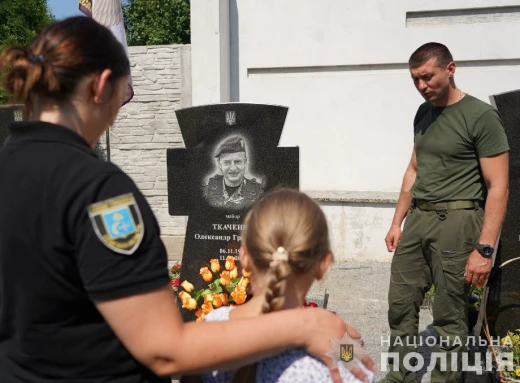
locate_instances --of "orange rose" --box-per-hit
[212,294,224,308]
[242,269,252,278]
[231,290,247,305]
[200,267,213,282]
[201,302,214,315]
[229,267,238,279]
[195,309,205,322]
[203,294,214,304]
[182,298,197,310]
[219,271,231,286]
[219,292,229,305]
[212,292,229,308]
[225,256,236,271]
[210,259,220,273]
[180,280,194,292]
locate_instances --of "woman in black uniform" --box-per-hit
[0,17,373,383]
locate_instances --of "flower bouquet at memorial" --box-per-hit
[497,330,520,382]
[177,256,251,322]
[303,299,318,308]
[169,262,182,292]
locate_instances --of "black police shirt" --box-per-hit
[0,121,171,382]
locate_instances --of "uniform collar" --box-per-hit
[8,121,95,154]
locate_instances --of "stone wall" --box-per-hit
[108,45,191,259]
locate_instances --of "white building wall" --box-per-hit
[191,0,520,261]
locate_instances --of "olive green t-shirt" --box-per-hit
[411,94,509,203]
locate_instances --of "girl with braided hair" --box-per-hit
[197,188,375,383]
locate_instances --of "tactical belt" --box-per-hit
[412,199,483,211]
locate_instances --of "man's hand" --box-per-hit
[385,225,401,252]
[464,250,492,287]
[302,308,375,383]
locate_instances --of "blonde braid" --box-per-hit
[261,255,292,313]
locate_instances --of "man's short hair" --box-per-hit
[408,42,454,69]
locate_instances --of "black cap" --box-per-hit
[215,136,246,157]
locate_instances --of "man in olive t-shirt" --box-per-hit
[381,43,509,383]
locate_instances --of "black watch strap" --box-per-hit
[475,243,494,258]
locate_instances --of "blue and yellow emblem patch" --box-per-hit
[88,193,144,255]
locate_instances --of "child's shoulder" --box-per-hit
[204,306,233,322]
[257,348,372,383]
[256,348,330,382]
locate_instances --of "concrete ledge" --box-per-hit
[304,190,399,204]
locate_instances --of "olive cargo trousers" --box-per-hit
[385,204,484,383]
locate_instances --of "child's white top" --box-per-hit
[200,306,375,383]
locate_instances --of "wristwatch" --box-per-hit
[475,243,494,258]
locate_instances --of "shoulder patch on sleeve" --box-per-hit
[87,193,145,255]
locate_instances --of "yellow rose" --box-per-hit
[200,267,213,283]
[220,271,231,286]
[229,267,238,279]
[516,368,520,377]
[201,302,214,315]
[182,298,197,310]
[210,259,220,273]
[180,280,194,292]
[238,277,250,288]
[242,269,252,278]
[203,294,213,304]
[234,284,246,293]
[178,291,190,303]
[231,290,247,305]
[225,256,236,271]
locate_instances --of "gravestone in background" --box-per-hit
[486,90,520,338]
[167,103,299,322]
[0,105,23,146]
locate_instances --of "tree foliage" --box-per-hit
[123,0,190,46]
[0,0,55,104]
[0,0,55,50]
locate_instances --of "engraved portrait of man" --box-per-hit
[203,135,264,210]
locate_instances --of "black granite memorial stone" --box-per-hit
[167,103,299,322]
[487,90,520,338]
[0,105,23,146]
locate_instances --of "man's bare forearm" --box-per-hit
[479,186,509,246]
[391,170,416,228]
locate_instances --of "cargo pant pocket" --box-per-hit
[439,253,469,297]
